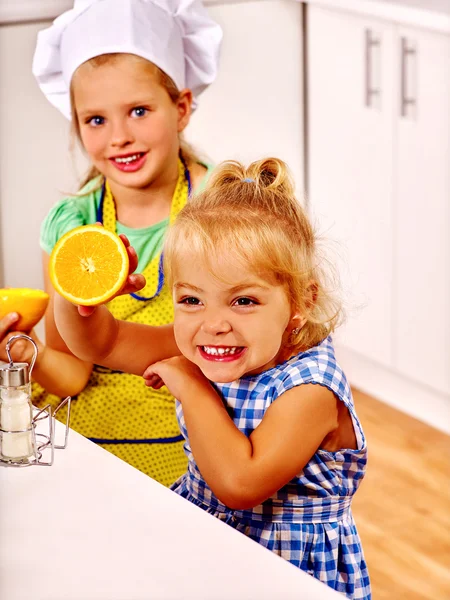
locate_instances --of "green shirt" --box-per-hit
[40,165,214,273]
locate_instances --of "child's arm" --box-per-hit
[0,254,93,398]
[53,239,179,376]
[54,295,178,376]
[144,357,339,510]
[27,284,93,397]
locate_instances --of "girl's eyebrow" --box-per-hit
[77,106,109,119]
[174,282,203,293]
[77,108,101,118]
[228,283,271,293]
[77,98,156,118]
[123,97,156,108]
[174,282,270,294]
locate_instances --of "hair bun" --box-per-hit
[205,160,245,190]
[207,157,295,198]
[246,158,295,196]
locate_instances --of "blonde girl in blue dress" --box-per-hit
[0,0,221,486]
[52,157,371,598]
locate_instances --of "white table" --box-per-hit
[0,421,341,600]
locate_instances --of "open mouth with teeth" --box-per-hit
[199,345,245,362]
[113,153,144,163]
[110,152,147,171]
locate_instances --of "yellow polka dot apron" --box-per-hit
[33,159,190,487]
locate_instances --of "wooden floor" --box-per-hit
[351,389,450,600]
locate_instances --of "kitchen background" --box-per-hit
[0,0,449,597]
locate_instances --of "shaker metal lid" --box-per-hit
[0,362,30,387]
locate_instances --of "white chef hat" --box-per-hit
[32,0,222,119]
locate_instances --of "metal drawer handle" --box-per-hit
[365,29,381,108]
[401,37,417,118]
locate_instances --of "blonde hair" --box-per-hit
[69,53,202,191]
[164,158,343,353]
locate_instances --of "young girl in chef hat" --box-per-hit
[1,0,221,486]
[52,157,371,598]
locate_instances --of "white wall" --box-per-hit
[0,21,87,290]
[0,0,304,293]
[188,2,304,182]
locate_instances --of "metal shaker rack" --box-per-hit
[0,395,72,467]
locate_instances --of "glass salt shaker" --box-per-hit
[0,334,38,465]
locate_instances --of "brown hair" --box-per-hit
[69,53,202,191]
[164,158,343,353]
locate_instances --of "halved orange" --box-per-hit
[0,288,49,330]
[49,225,129,306]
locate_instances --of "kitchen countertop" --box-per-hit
[0,420,341,600]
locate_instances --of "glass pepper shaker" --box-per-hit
[0,334,38,464]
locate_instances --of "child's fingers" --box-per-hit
[143,363,162,380]
[78,305,96,317]
[0,312,20,337]
[127,245,139,274]
[143,372,164,389]
[118,234,139,274]
[146,380,164,390]
[81,273,145,306]
[119,273,146,296]
[118,233,129,246]
[142,363,164,389]
[142,363,160,379]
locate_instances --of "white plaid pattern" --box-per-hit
[173,337,371,599]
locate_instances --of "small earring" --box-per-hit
[291,328,301,336]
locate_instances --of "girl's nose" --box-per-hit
[201,314,232,336]
[110,119,134,147]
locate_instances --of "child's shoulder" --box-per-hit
[40,179,102,254]
[272,337,351,402]
[217,338,353,412]
[192,162,215,194]
[278,335,336,373]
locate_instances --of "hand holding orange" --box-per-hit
[49,225,130,306]
[0,288,49,331]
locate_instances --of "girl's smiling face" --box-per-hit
[172,255,301,383]
[72,56,191,190]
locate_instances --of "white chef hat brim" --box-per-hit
[32,0,222,120]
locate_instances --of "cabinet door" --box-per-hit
[394,27,450,395]
[307,6,395,366]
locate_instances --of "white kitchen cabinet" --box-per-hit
[307,7,396,367]
[394,26,450,394]
[307,5,450,396]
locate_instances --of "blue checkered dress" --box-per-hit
[172,337,371,599]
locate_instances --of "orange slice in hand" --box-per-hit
[49,225,129,306]
[0,288,49,330]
